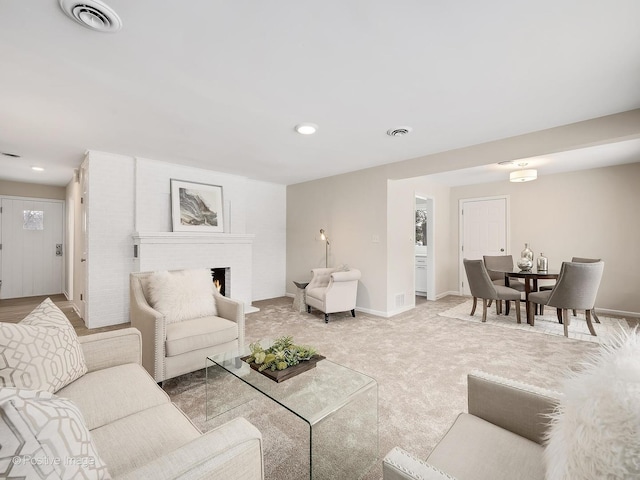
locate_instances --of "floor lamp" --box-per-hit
[320,229,330,268]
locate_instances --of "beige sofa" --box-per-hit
[130,270,245,383]
[59,327,263,479]
[383,371,560,480]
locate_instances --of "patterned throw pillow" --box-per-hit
[147,269,218,323]
[0,298,87,393]
[0,388,111,480]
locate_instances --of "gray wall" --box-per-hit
[0,180,66,200]
[286,109,640,317]
[449,162,640,315]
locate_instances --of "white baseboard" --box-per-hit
[355,305,413,318]
[246,305,260,314]
[281,291,639,319]
[596,308,640,318]
[436,290,462,300]
[444,292,639,318]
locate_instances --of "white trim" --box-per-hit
[596,308,640,318]
[132,231,254,244]
[0,195,65,204]
[436,290,463,300]
[414,192,436,301]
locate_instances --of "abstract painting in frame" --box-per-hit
[170,179,224,233]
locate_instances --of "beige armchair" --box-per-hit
[383,371,559,480]
[305,267,361,323]
[130,269,244,383]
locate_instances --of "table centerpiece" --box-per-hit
[242,335,324,383]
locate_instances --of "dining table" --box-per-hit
[487,267,560,324]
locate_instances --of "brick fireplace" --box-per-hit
[132,232,256,312]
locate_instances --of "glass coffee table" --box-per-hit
[206,344,378,480]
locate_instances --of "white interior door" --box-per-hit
[459,196,508,296]
[0,198,64,299]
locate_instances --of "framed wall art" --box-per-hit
[170,179,224,233]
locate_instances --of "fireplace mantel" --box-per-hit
[133,232,255,245]
[132,231,257,312]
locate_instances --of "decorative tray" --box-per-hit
[241,355,326,383]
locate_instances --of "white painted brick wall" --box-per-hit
[85,152,135,328]
[83,152,286,328]
[134,157,248,234]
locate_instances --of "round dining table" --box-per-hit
[488,268,560,324]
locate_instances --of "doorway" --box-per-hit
[459,196,509,296]
[414,195,435,301]
[0,197,64,299]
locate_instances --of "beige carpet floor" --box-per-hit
[164,295,611,480]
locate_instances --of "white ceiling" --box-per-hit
[1,1,640,187]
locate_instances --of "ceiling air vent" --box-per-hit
[59,0,123,33]
[387,127,413,137]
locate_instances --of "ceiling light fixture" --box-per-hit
[295,123,318,135]
[509,169,537,182]
[387,127,412,137]
[31,166,45,172]
[59,0,123,33]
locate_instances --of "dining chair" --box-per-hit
[483,255,525,314]
[527,261,604,337]
[463,259,522,323]
[539,257,602,323]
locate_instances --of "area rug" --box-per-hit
[439,299,631,343]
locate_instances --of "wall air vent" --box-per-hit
[59,0,123,33]
[387,127,413,137]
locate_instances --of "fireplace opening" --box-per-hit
[210,267,230,297]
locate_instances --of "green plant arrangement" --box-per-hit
[245,336,318,372]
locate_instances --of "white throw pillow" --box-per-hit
[147,269,217,323]
[0,298,87,393]
[544,328,640,479]
[0,387,111,480]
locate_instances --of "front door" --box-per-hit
[459,196,508,296]
[0,198,64,299]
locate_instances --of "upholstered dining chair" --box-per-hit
[483,255,525,314]
[463,259,522,323]
[539,257,602,323]
[527,260,604,337]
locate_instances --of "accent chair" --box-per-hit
[463,259,522,323]
[539,257,602,323]
[130,269,245,383]
[483,254,525,314]
[527,260,604,337]
[305,267,361,323]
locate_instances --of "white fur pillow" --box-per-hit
[147,269,217,323]
[544,328,640,479]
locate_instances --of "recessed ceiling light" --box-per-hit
[31,166,45,172]
[387,127,412,137]
[498,160,514,166]
[59,0,123,33]
[295,123,318,135]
